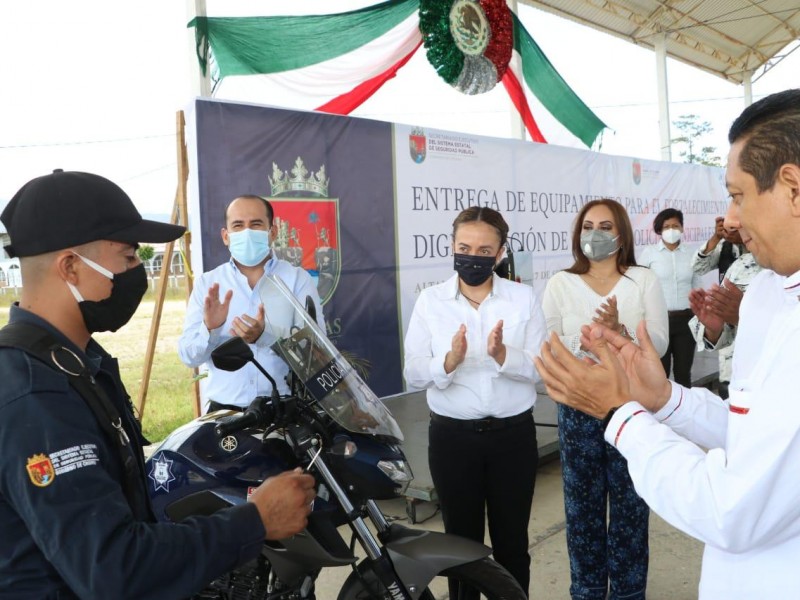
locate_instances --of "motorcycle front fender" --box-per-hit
[383,523,492,598]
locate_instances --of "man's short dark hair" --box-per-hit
[223,195,274,227]
[728,89,800,193]
[653,208,684,234]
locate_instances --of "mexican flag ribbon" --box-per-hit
[509,12,606,148]
[189,0,606,147]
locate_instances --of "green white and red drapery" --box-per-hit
[189,0,606,148]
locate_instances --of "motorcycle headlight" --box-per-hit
[377,460,414,494]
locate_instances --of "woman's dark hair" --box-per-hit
[565,199,637,275]
[653,208,683,234]
[452,206,508,247]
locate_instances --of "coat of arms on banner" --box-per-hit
[409,127,427,164]
[632,159,642,185]
[268,157,340,304]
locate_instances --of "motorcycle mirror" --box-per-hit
[211,337,254,372]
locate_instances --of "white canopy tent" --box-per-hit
[518,0,800,158]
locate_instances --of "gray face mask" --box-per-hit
[580,230,620,261]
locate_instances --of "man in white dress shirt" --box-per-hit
[179,195,323,412]
[536,89,800,598]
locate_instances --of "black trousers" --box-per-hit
[428,412,538,598]
[661,310,695,387]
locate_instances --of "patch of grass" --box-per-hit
[0,290,21,308]
[0,296,196,443]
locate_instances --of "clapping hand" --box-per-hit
[487,320,506,366]
[445,324,467,373]
[535,326,632,419]
[579,322,671,412]
[534,321,672,418]
[203,283,233,331]
[230,303,266,344]
[689,278,742,343]
[689,288,723,342]
[706,278,743,327]
[593,295,623,334]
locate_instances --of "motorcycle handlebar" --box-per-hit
[215,411,260,436]
[214,396,273,437]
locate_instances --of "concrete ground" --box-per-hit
[315,458,704,598]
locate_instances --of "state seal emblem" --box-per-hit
[409,127,427,164]
[632,159,642,185]
[268,157,341,304]
[27,454,55,487]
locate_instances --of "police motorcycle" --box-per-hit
[146,274,525,600]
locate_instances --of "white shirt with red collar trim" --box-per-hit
[604,268,800,598]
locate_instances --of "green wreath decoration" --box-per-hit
[419,0,513,95]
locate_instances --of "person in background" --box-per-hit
[0,170,315,598]
[638,208,702,386]
[542,198,668,600]
[688,256,762,400]
[179,195,324,413]
[404,206,545,598]
[535,88,800,598]
[693,216,746,283]
[689,216,761,398]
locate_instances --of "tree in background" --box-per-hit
[137,244,155,264]
[671,114,722,166]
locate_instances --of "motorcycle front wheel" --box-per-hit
[338,556,526,600]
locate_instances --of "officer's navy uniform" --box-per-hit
[0,305,265,599]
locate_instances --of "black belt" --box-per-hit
[430,410,532,432]
[668,309,693,317]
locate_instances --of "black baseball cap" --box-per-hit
[1,169,186,258]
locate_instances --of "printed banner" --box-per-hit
[191,99,401,396]
[393,123,727,338]
[189,100,727,397]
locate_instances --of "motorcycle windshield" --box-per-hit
[257,274,404,441]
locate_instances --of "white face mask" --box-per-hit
[661,229,682,244]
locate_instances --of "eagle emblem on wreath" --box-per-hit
[419,0,513,95]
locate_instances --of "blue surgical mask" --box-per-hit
[228,229,270,267]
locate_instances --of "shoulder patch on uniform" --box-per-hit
[27,454,56,487]
[26,445,101,487]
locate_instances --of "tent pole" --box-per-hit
[655,33,672,162]
[743,71,753,107]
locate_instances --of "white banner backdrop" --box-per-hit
[394,124,728,337]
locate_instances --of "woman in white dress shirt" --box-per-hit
[639,208,702,386]
[542,199,668,600]
[404,206,546,599]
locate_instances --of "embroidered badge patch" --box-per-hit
[27,454,56,487]
[148,453,176,492]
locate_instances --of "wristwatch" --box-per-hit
[600,405,622,430]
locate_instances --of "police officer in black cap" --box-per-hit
[0,170,315,599]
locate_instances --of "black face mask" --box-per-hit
[76,263,148,333]
[454,253,496,287]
